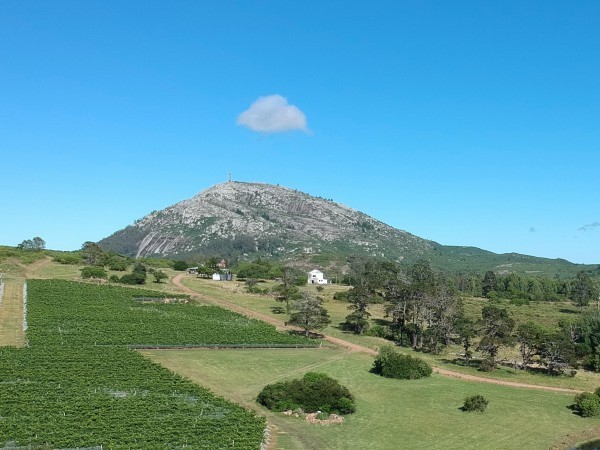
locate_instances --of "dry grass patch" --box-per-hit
[0,281,25,346]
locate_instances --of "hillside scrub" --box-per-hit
[257,372,356,414]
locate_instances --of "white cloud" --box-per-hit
[237,95,308,134]
[578,222,600,232]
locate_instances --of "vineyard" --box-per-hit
[0,279,315,448]
[26,280,315,348]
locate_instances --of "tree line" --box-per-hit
[340,257,600,374]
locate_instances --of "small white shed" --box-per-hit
[307,269,328,285]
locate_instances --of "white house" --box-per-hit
[307,269,328,285]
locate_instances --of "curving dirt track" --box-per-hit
[172,274,582,394]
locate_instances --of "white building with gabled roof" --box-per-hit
[307,269,328,285]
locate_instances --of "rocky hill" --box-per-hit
[99,181,592,275]
[100,181,433,260]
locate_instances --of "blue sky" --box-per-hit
[1,1,599,264]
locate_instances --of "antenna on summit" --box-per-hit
[228,172,232,182]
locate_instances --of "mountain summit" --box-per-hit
[99,181,590,275]
[99,181,433,261]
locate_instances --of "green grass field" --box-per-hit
[5,257,600,448]
[144,347,600,450]
[180,276,600,392]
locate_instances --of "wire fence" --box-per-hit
[128,343,320,350]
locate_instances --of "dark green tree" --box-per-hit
[151,269,168,283]
[477,305,515,369]
[287,291,331,337]
[572,271,596,311]
[343,257,390,334]
[273,267,302,313]
[81,241,106,266]
[516,321,545,369]
[482,271,497,298]
[455,315,478,366]
[540,332,574,375]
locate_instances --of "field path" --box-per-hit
[24,256,52,278]
[0,281,25,347]
[172,274,582,394]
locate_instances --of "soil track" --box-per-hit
[172,274,582,394]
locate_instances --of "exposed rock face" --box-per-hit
[99,181,434,261]
[98,181,592,275]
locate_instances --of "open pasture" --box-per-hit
[180,276,600,393]
[145,347,600,450]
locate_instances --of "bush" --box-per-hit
[479,359,496,372]
[80,266,107,279]
[53,254,82,265]
[173,260,189,271]
[371,346,432,379]
[332,291,349,301]
[257,372,356,415]
[365,325,391,339]
[107,259,129,271]
[574,392,600,417]
[462,395,489,412]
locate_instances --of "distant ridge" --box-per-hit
[99,181,593,275]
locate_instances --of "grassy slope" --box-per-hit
[145,347,600,450]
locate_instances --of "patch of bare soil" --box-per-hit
[24,256,52,278]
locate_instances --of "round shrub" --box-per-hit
[479,359,496,372]
[462,395,489,412]
[80,266,107,279]
[574,392,600,417]
[172,260,188,271]
[257,372,356,415]
[372,346,432,379]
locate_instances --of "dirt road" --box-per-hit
[172,273,582,394]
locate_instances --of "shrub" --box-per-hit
[365,325,391,339]
[333,291,349,301]
[257,372,356,415]
[462,395,489,412]
[80,266,107,279]
[479,359,496,372]
[108,259,129,271]
[371,346,432,379]
[574,392,600,417]
[53,254,82,265]
[173,260,189,271]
